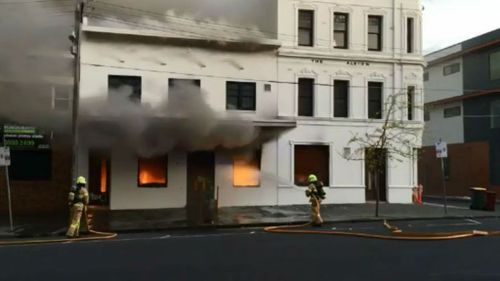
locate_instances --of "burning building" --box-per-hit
[74,0,424,222]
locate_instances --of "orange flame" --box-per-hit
[139,157,167,186]
[100,159,107,193]
[233,157,260,187]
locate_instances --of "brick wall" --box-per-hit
[0,141,72,215]
[418,141,489,197]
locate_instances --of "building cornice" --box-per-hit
[278,49,426,66]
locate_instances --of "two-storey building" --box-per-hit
[75,0,424,222]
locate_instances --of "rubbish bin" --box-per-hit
[470,187,487,210]
[485,191,496,211]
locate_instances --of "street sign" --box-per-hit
[0,147,10,167]
[435,140,448,158]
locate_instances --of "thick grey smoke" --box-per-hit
[0,0,75,134]
[78,81,263,157]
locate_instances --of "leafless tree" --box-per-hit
[344,91,422,217]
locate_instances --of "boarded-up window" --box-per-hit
[138,156,167,187]
[294,145,329,186]
[233,151,261,187]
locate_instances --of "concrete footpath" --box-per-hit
[1,199,499,239]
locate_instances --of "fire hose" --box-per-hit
[0,208,117,246]
[264,220,500,241]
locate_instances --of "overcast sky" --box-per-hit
[422,0,500,53]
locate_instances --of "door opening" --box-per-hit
[88,150,111,206]
[186,151,216,225]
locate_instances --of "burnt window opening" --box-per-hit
[368,15,383,51]
[334,13,349,49]
[368,82,383,119]
[294,145,329,186]
[298,78,314,117]
[407,17,414,54]
[334,80,349,118]
[108,75,141,103]
[298,10,314,46]
[226,82,256,111]
[233,150,261,187]
[407,86,415,121]
[9,150,52,181]
[138,155,167,188]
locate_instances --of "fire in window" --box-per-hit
[138,156,167,187]
[233,151,261,187]
[294,145,329,186]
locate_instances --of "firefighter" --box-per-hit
[66,176,89,238]
[305,174,326,226]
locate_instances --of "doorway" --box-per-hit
[365,149,387,202]
[88,150,111,206]
[186,151,216,225]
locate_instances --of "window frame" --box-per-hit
[490,50,500,81]
[298,78,315,117]
[52,85,72,111]
[407,17,414,54]
[368,15,383,51]
[443,106,461,118]
[423,72,429,81]
[226,81,257,111]
[490,100,500,128]
[137,155,168,188]
[443,63,461,76]
[368,82,383,119]
[108,75,142,103]
[334,12,349,49]
[407,86,415,121]
[298,9,314,47]
[334,80,349,118]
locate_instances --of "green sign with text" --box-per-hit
[0,125,51,150]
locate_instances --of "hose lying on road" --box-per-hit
[264,220,498,241]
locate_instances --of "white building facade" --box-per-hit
[76,0,425,216]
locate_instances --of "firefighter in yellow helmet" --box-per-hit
[66,176,89,238]
[305,174,326,226]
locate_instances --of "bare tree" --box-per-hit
[344,91,422,217]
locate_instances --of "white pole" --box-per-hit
[440,158,448,214]
[4,165,13,232]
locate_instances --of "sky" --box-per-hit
[422,0,500,54]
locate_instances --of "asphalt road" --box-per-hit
[1,218,500,281]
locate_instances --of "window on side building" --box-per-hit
[443,106,461,118]
[298,78,314,117]
[294,145,329,186]
[226,82,256,111]
[334,80,349,117]
[368,82,383,119]
[443,63,460,76]
[138,156,167,187]
[490,100,500,128]
[424,106,430,121]
[368,15,383,51]
[490,51,500,80]
[407,18,414,54]
[233,150,261,187]
[108,75,141,103]
[423,72,429,81]
[407,86,415,121]
[334,13,348,49]
[298,10,314,46]
[52,85,72,111]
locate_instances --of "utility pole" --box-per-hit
[70,1,84,184]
